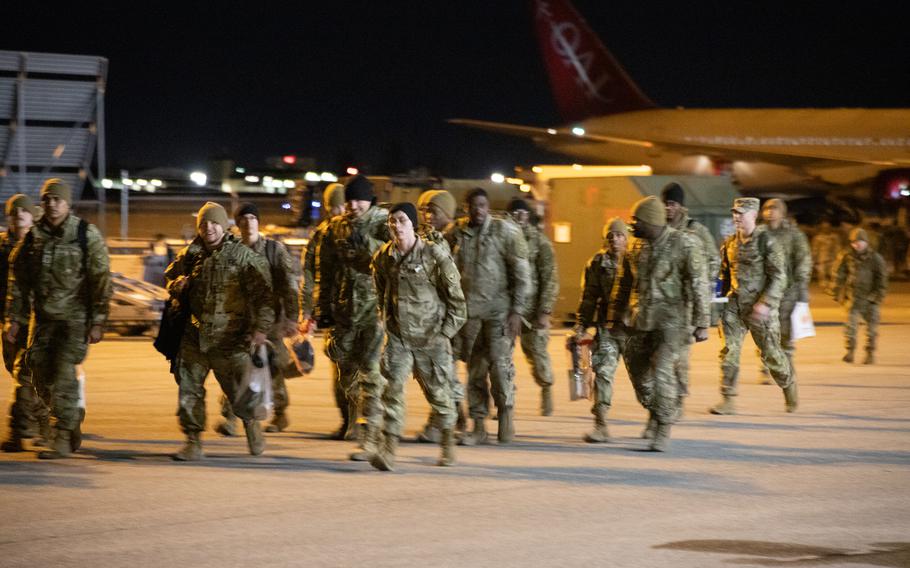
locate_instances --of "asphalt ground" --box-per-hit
[1,284,909,567]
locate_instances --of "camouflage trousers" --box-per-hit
[220,335,291,421]
[325,323,384,427]
[175,328,257,434]
[674,331,694,398]
[845,300,880,354]
[462,317,516,418]
[28,320,89,433]
[590,326,629,415]
[4,325,48,437]
[624,327,685,425]
[719,295,793,396]
[519,326,554,388]
[379,333,456,438]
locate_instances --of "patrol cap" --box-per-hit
[39,178,72,205]
[849,228,868,243]
[631,196,666,227]
[602,217,629,239]
[323,183,346,210]
[197,201,229,229]
[5,193,40,217]
[762,198,787,215]
[731,197,760,213]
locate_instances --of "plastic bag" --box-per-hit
[790,301,816,340]
[236,344,273,421]
[566,333,594,401]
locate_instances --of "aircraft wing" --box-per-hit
[448,118,654,148]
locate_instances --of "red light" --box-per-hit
[282,155,296,165]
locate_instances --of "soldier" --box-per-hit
[573,217,634,443]
[215,203,299,436]
[624,197,710,451]
[830,228,888,364]
[811,221,840,287]
[5,179,112,459]
[165,202,274,461]
[507,198,559,416]
[760,199,812,380]
[318,175,389,460]
[414,189,468,443]
[710,197,798,415]
[1,194,50,452]
[300,182,349,439]
[661,182,718,416]
[446,188,529,445]
[369,203,466,470]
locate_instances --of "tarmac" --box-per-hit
[1,284,909,567]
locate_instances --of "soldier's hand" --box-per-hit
[251,330,267,346]
[751,302,771,322]
[536,312,551,330]
[693,327,709,342]
[87,325,104,344]
[4,321,20,343]
[506,312,522,338]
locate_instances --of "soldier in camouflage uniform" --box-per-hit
[710,197,797,415]
[661,182,718,416]
[6,179,112,459]
[446,188,530,445]
[300,182,349,439]
[369,203,466,470]
[165,202,274,461]
[1,194,50,452]
[573,217,634,443]
[506,198,559,415]
[830,228,888,364]
[624,197,710,451]
[811,221,841,287]
[318,175,390,460]
[760,199,812,380]
[414,189,468,443]
[216,203,300,435]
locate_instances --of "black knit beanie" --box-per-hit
[344,175,374,202]
[389,202,418,228]
[660,182,685,206]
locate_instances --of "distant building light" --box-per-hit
[235,167,246,174]
[263,176,273,184]
[282,155,297,165]
[190,172,207,186]
[571,126,585,136]
[101,178,113,189]
[282,202,292,210]
[519,184,531,193]
[244,175,260,183]
[283,179,295,188]
[490,173,505,183]
[505,177,524,185]
[546,128,557,135]
[320,172,338,182]
[304,172,321,182]
[122,178,133,185]
[150,179,163,187]
[311,200,321,208]
[137,179,148,186]
[130,184,141,191]
[531,166,543,173]
[346,167,359,175]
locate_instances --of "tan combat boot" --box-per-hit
[842,351,854,363]
[369,433,399,472]
[350,423,380,461]
[214,416,238,437]
[783,382,799,413]
[416,422,441,444]
[584,406,610,443]
[244,420,265,455]
[541,386,553,416]
[641,412,658,439]
[265,412,289,433]
[497,407,514,444]
[455,403,467,433]
[173,432,203,461]
[709,396,737,415]
[461,418,488,446]
[650,422,671,452]
[863,351,875,365]
[38,430,73,460]
[437,429,456,466]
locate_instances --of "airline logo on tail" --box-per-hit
[533,0,654,122]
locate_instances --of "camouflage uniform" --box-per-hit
[7,215,112,440]
[372,238,466,441]
[165,235,274,435]
[518,224,559,402]
[625,229,710,427]
[319,206,390,428]
[811,228,841,287]
[831,246,888,359]
[765,220,812,371]
[717,225,793,398]
[668,209,718,399]
[446,215,529,429]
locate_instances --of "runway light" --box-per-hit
[571,126,585,136]
[101,178,113,189]
[547,128,557,135]
[491,173,505,183]
[346,167,359,175]
[190,172,207,186]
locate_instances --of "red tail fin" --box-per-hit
[533,0,656,122]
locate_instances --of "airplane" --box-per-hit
[451,0,910,204]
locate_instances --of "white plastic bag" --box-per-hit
[237,343,273,421]
[790,301,816,340]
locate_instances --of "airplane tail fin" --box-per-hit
[533,0,656,122]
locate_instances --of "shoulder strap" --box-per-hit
[265,238,278,268]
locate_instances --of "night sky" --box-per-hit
[5,1,909,178]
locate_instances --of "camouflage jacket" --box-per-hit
[445,215,530,320]
[719,225,786,310]
[8,215,112,327]
[522,224,559,317]
[575,248,632,331]
[247,235,299,335]
[627,227,710,331]
[165,234,274,353]
[300,217,334,318]
[319,206,390,328]
[372,237,466,346]
[765,221,812,301]
[0,231,19,322]
[669,209,719,286]
[830,248,888,306]
[418,222,452,254]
